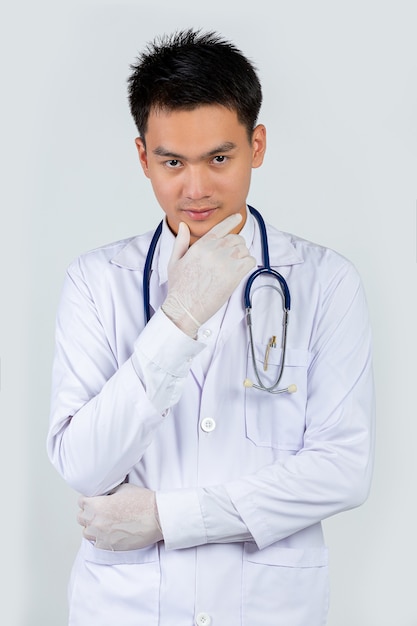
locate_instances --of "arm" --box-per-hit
[157,260,375,550]
[47,262,203,496]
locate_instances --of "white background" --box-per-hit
[1,1,416,624]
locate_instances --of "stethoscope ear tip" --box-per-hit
[287,384,297,394]
[243,378,254,388]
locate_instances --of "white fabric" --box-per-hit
[47,208,375,625]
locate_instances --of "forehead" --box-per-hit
[144,105,249,152]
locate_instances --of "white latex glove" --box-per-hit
[77,483,163,551]
[162,213,256,337]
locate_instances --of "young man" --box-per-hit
[47,29,375,626]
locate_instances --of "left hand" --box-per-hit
[77,483,163,551]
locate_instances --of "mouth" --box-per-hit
[180,207,218,221]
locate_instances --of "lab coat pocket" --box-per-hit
[242,542,329,626]
[245,346,310,449]
[68,539,160,626]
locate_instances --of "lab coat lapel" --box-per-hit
[213,282,247,354]
[190,358,205,389]
[148,269,167,321]
[264,223,304,269]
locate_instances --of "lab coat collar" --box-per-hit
[110,230,156,271]
[256,221,304,268]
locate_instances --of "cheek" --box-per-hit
[148,173,176,203]
[225,169,252,198]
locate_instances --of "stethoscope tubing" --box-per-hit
[244,206,290,310]
[143,221,163,324]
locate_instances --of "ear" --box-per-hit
[251,124,266,169]
[135,137,150,178]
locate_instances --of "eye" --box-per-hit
[165,159,182,168]
[213,155,228,164]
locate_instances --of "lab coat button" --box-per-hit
[202,328,212,339]
[196,613,212,626]
[200,417,216,433]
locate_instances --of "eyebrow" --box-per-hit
[152,141,237,161]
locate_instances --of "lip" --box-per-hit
[181,208,218,221]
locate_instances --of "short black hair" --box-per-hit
[127,28,263,140]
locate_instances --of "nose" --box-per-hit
[183,166,211,200]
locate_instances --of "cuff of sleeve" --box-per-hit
[134,308,205,377]
[156,488,207,550]
[225,481,271,550]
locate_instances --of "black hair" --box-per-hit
[127,28,262,141]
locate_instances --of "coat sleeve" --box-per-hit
[157,257,375,550]
[47,257,204,496]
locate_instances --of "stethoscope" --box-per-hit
[143,206,297,395]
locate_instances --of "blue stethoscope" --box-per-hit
[143,206,296,395]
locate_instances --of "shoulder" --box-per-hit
[65,230,155,279]
[264,221,364,298]
[266,221,357,272]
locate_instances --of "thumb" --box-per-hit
[169,222,190,266]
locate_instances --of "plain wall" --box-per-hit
[1,1,416,624]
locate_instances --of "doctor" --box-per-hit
[47,29,375,626]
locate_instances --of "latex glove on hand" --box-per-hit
[162,213,256,337]
[77,483,163,551]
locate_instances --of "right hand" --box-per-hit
[78,484,162,551]
[162,214,256,337]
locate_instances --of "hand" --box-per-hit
[77,483,163,551]
[162,213,256,337]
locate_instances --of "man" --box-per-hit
[47,29,375,626]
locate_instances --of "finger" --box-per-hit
[202,213,242,240]
[83,526,96,542]
[231,243,253,259]
[77,507,94,526]
[77,500,95,525]
[241,255,257,272]
[169,222,190,265]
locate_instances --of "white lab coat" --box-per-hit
[47,210,375,626]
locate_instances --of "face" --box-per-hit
[135,105,266,243]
